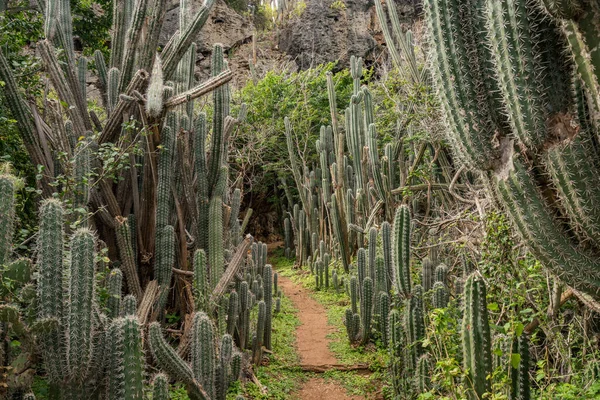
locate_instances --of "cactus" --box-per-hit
[238,281,250,349]
[330,192,350,272]
[0,173,16,266]
[123,316,144,400]
[263,264,273,350]
[381,221,393,293]
[152,374,169,400]
[253,301,266,364]
[115,216,142,300]
[332,270,339,293]
[67,228,96,381]
[345,308,357,343]
[511,334,530,400]
[392,205,411,297]
[37,199,66,383]
[425,0,600,299]
[146,55,164,117]
[350,275,359,314]
[360,277,373,344]
[191,312,216,399]
[375,256,388,296]
[434,263,448,285]
[378,291,390,347]
[462,274,492,399]
[122,294,137,316]
[194,249,208,312]
[155,225,175,310]
[357,248,367,289]
[106,318,125,400]
[209,166,228,289]
[227,290,238,336]
[368,227,377,281]
[421,257,434,292]
[416,355,432,393]
[432,281,449,309]
[406,285,424,371]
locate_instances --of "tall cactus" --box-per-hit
[511,334,530,400]
[37,199,66,383]
[194,249,209,312]
[192,312,216,399]
[263,264,273,350]
[432,281,449,309]
[392,205,411,297]
[462,273,492,399]
[421,257,433,292]
[0,172,16,266]
[360,277,373,345]
[66,228,96,382]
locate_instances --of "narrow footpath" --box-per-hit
[275,269,363,399]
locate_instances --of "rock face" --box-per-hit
[160,0,254,65]
[277,0,418,71]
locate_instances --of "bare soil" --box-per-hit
[271,243,364,400]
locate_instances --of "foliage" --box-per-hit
[233,62,355,196]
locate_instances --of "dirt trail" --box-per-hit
[269,242,362,400]
[278,275,338,365]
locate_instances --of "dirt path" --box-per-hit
[278,275,339,366]
[270,242,363,400]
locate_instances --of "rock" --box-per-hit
[277,0,418,71]
[159,0,253,54]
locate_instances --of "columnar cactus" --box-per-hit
[192,312,216,399]
[406,285,424,371]
[0,173,16,267]
[155,225,175,310]
[434,263,448,285]
[378,291,390,347]
[421,257,433,292]
[66,228,96,381]
[462,274,492,399]
[381,221,393,292]
[122,316,144,400]
[253,300,266,364]
[263,264,273,350]
[416,355,432,393]
[152,374,169,400]
[194,249,208,312]
[433,281,449,309]
[360,277,373,344]
[392,205,411,297]
[37,199,66,383]
[122,294,137,317]
[511,334,530,400]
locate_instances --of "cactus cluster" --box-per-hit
[0,0,269,397]
[424,0,600,299]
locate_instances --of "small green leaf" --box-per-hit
[511,353,521,369]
